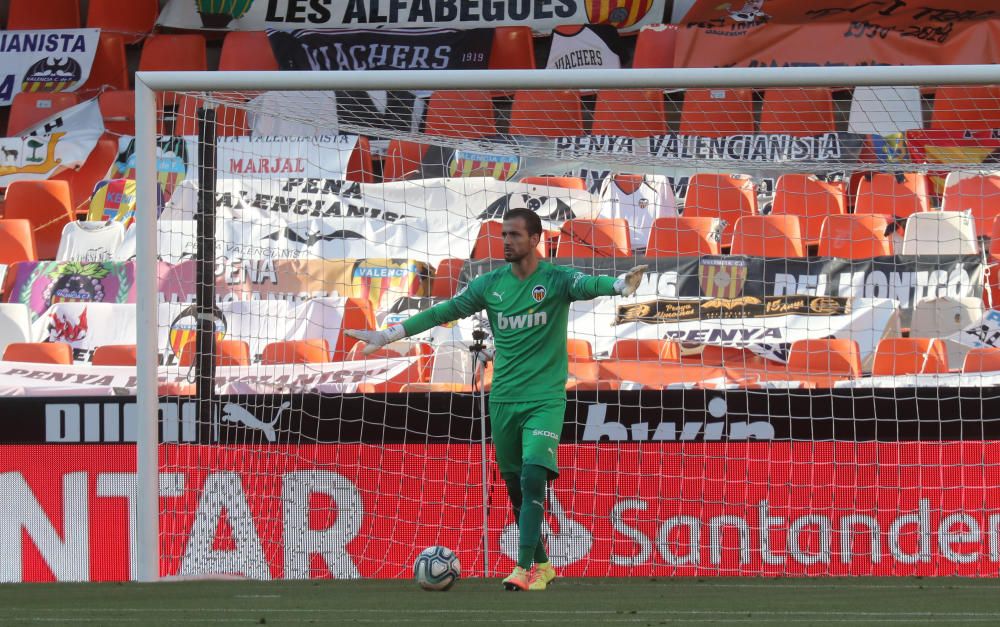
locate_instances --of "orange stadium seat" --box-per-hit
[139,35,208,72]
[771,174,847,246]
[431,258,465,299]
[261,339,331,365]
[79,33,129,95]
[7,93,81,136]
[50,136,119,214]
[99,90,135,136]
[592,89,667,137]
[759,88,836,136]
[86,0,158,44]
[383,140,428,182]
[646,216,721,256]
[3,342,73,364]
[180,339,252,367]
[172,95,250,136]
[520,176,586,190]
[556,218,631,258]
[92,344,138,366]
[682,173,757,248]
[854,172,931,218]
[787,339,861,378]
[7,0,80,29]
[345,136,375,184]
[610,339,681,361]
[472,221,546,259]
[567,339,594,362]
[347,341,434,383]
[335,298,376,360]
[680,88,755,137]
[962,347,1000,373]
[0,219,38,264]
[730,215,807,258]
[510,90,584,137]
[931,85,1000,132]
[871,338,949,376]
[942,172,1000,241]
[632,24,677,68]
[817,214,892,259]
[489,27,536,70]
[425,91,496,138]
[3,180,74,260]
[219,31,279,71]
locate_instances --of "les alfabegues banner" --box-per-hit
[0,29,99,106]
[158,0,665,33]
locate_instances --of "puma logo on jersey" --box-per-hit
[497,311,547,330]
[492,291,504,301]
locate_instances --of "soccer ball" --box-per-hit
[413,546,460,591]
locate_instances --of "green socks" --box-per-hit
[505,464,549,569]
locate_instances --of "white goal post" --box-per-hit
[134,64,1000,582]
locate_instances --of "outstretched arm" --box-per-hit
[345,277,486,355]
[568,265,648,301]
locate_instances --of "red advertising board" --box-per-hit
[3,443,1000,582]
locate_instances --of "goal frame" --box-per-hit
[133,64,1000,582]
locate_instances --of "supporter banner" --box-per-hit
[20,98,104,137]
[0,29,100,106]
[30,303,137,364]
[158,298,352,365]
[948,308,1000,352]
[0,130,102,187]
[0,358,416,397]
[108,135,358,201]
[462,255,985,326]
[268,28,493,71]
[677,1,1000,67]
[905,129,1000,192]
[2,441,1000,581]
[157,258,430,316]
[7,261,136,321]
[158,0,665,33]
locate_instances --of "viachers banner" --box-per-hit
[677,0,1000,68]
[157,0,665,33]
[0,29,100,106]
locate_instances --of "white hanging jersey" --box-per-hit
[598,175,677,249]
[56,221,126,263]
[545,26,622,71]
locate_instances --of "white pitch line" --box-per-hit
[10,609,1000,618]
[11,618,1000,625]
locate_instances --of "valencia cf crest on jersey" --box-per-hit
[532,285,547,303]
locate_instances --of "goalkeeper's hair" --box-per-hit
[503,208,543,237]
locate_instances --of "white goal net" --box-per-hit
[136,68,1000,580]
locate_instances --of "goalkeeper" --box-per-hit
[346,208,646,591]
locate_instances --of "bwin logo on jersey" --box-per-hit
[497,311,547,330]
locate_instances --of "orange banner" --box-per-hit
[677,1,1000,67]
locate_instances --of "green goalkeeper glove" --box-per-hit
[613,265,648,297]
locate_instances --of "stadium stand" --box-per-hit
[382,140,428,182]
[7,93,81,136]
[786,339,862,379]
[854,172,932,218]
[431,259,465,299]
[898,211,978,255]
[567,338,594,362]
[592,89,668,137]
[556,218,631,258]
[80,33,130,95]
[92,344,138,366]
[609,339,681,362]
[2,342,73,365]
[99,90,136,135]
[488,27,536,70]
[424,90,497,138]
[519,176,586,190]
[0,219,38,264]
[931,85,1000,132]
[7,0,80,29]
[86,0,159,44]
[871,338,950,376]
[631,24,677,68]
[645,216,721,256]
[510,90,584,137]
[679,88,755,137]
[180,340,252,367]
[729,215,807,258]
[139,34,208,72]
[941,172,1000,242]
[219,31,279,71]
[962,347,1000,373]
[817,214,893,259]
[682,173,757,248]
[770,174,847,247]
[3,180,75,259]
[261,339,331,365]
[759,88,836,136]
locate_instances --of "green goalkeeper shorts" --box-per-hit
[489,398,565,478]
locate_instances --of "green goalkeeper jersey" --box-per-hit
[402,261,618,402]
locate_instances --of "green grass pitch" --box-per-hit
[0,577,996,626]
